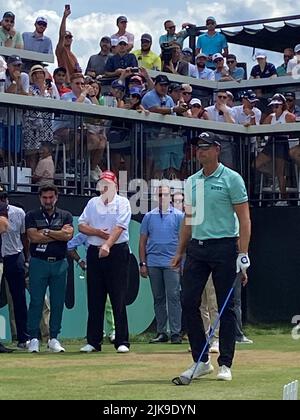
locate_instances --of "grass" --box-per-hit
[0,332,299,400]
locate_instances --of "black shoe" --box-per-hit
[149,333,169,343]
[171,335,182,344]
[0,343,14,353]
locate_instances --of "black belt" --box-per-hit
[34,256,65,262]
[191,237,237,245]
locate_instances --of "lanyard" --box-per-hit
[41,210,56,228]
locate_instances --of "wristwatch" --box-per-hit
[139,262,147,267]
[43,228,50,236]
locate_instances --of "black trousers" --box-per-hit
[86,243,130,350]
[182,238,238,368]
[3,252,29,343]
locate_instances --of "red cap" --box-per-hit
[99,170,118,185]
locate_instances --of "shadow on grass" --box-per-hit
[114,377,216,386]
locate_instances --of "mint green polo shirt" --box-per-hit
[184,163,248,240]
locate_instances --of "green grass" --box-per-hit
[0,333,299,400]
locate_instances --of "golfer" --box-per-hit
[172,131,251,381]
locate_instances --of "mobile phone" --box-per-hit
[131,67,139,73]
[45,79,52,89]
[65,4,70,10]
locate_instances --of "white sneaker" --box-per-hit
[28,338,39,353]
[48,338,65,353]
[209,340,219,353]
[80,344,97,353]
[236,336,253,344]
[117,345,130,353]
[181,360,214,380]
[109,332,115,344]
[217,365,232,381]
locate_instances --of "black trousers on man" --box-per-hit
[3,252,29,343]
[182,238,238,368]
[86,243,130,351]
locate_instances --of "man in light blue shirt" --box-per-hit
[139,185,184,344]
[226,54,245,81]
[22,17,53,73]
[196,16,228,69]
[159,20,194,49]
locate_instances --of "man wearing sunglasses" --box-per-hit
[0,11,23,49]
[22,17,53,74]
[226,54,245,81]
[172,131,251,382]
[159,20,195,49]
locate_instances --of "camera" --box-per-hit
[161,42,174,64]
[131,67,139,73]
[45,79,52,89]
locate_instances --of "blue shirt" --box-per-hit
[140,207,184,267]
[229,67,245,80]
[184,163,248,240]
[196,32,228,68]
[141,89,174,110]
[159,29,188,48]
[22,32,53,54]
[67,233,88,250]
[250,62,277,78]
[105,53,138,72]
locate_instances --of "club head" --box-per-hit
[172,376,192,386]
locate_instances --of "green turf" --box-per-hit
[0,333,299,400]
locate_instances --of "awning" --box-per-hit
[197,22,300,53]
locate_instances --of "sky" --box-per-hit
[0,0,298,73]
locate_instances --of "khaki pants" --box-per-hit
[200,274,219,341]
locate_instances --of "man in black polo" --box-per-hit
[25,184,73,353]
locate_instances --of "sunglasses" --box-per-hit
[37,22,47,27]
[130,94,140,99]
[217,95,227,99]
[284,55,293,59]
[183,92,191,95]
[214,58,223,62]
[191,104,201,108]
[196,143,213,150]
[286,98,294,102]
[227,60,235,64]
[166,25,175,30]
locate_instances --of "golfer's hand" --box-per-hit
[99,243,110,258]
[236,253,250,274]
[241,271,248,287]
[171,254,182,270]
[140,266,148,278]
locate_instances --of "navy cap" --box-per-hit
[129,87,142,96]
[241,89,259,103]
[168,82,183,92]
[3,11,15,20]
[141,33,152,42]
[111,79,125,90]
[285,92,296,99]
[155,74,170,85]
[100,36,111,43]
[7,55,22,65]
[117,15,127,24]
[191,131,222,146]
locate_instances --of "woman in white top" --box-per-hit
[255,94,295,202]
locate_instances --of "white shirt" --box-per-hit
[78,194,131,246]
[1,205,25,257]
[205,105,235,122]
[232,105,261,125]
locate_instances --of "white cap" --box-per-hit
[294,44,300,53]
[111,38,118,47]
[118,35,128,44]
[196,52,207,59]
[212,53,223,61]
[255,50,267,59]
[190,98,202,106]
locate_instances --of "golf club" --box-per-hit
[172,279,237,386]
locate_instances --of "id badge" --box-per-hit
[36,244,48,253]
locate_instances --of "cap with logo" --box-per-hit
[35,16,47,25]
[111,79,125,90]
[3,11,15,20]
[118,36,128,45]
[155,74,170,85]
[129,86,142,96]
[192,131,221,146]
[141,33,152,42]
[241,90,259,103]
[212,53,224,62]
[7,55,22,65]
[117,16,128,24]
[99,170,118,185]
